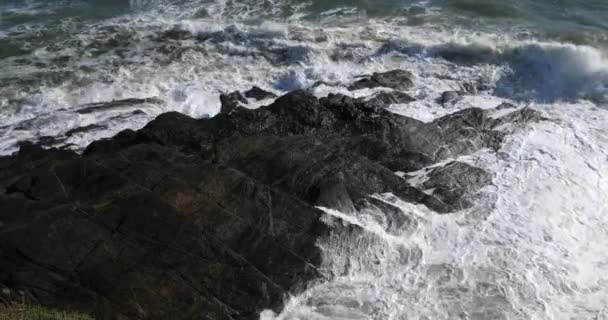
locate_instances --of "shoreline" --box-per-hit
[0,70,546,318]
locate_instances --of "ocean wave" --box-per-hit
[498,42,608,103]
[2,13,608,155]
[374,36,608,104]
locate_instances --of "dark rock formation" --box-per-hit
[65,124,107,137]
[76,98,162,115]
[348,70,414,91]
[157,28,192,41]
[495,102,517,110]
[220,91,248,114]
[440,90,462,105]
[421,161,492,210]
[363,91,416,109]
[489,107,547,127]
[0,89,544,319]
[460,81,480,95]
[34,135,67,147]
[244,86,277,101]
[0,141,327,320]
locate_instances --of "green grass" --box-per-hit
[0,304,93,320]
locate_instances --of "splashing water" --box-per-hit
[263,101,608,320]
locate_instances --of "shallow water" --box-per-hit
[1,1,608,319]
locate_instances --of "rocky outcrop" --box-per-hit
[243,86,277,101]
[363,91,416,109]
[348,69,414,91]
[420,161,492,209]
[440,90,462,105]
[76,98,162,115]
[219,91,248,114]
[0,86,544,319]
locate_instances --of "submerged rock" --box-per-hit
[219,91,248,114]
[244,86,277,100]
[349,69,414,91]
[440,90,463,105]
[0,90,545,319]
[363,91,416,109]
[421,161,493,210]
[157,27,192,41]
[65,124,107,137]
[34,135,66,147]
[76,97,162,114]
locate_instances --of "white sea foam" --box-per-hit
[262,100,608,320]
[2,5,607,154]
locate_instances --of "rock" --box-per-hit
[220,91,248,114]
[356,196,418,236]
[421,161,493,210]
[265,46,313,65]
[362,91,416,109]
[0,89,545,320]
[310,80,344,89]
[349,69,414,91]
[193,8,209,18]
[495,102,517,110]
[76,97,162,114]
[369,70,415,90]
[106,109,148,123]
[440,90,462,105]
[65,124,107,137]
[158,27,192,41]
[461,81,479,95]
[477,83,492,91]
[35,136,66,147]
[243,86,277,100]
[490,107,548,128]
[0,142,327,320]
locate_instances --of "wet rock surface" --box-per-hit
[75,97,163,115]
[348,69,415,91]
[363,91,416,109]
[421,161,493,210]
[220,91,248,114]
[243,86,277,101]
[0,85,544,319]
[440,90,463,105]
[65,124,108,137]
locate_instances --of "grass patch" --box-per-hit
[0,304,93,320]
